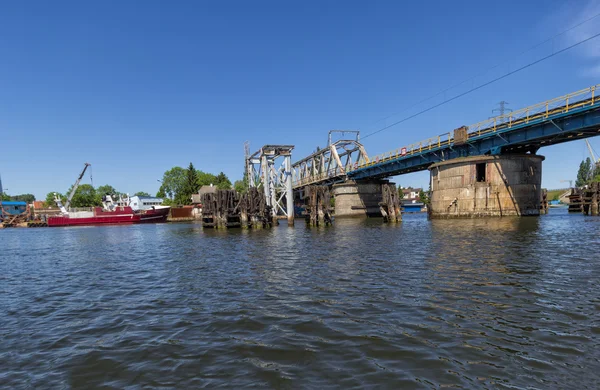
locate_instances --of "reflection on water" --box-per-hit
[1,209,599,388]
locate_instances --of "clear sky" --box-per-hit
[1,0,599,199]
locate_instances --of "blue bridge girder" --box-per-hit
[288,85,600,187]
[349,100,600,180]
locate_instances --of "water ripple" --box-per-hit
[1,210,599,388]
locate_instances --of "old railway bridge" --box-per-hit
[244,84,600,224]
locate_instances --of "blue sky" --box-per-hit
[1,0,599,199]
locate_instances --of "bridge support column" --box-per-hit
[428,154,545,218]
[332,180,393,218]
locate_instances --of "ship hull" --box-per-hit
[47,215,140,227]
[47,207,141,227]
[137,206,170,223]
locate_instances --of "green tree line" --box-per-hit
[44,185,151,209]
[575,157,600,187]
[0,193,36,202]
[156,163,236,205]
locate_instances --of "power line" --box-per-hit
[364,11,600,132]
[363,30,600,140]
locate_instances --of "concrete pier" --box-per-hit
[428,154,544,218]
[332,180,388,218]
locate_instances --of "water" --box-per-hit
[1,209,599,389]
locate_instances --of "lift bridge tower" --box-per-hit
[245,144,295,226]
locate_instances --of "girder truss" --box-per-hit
[292,139,369,189]
[246,145,294,218]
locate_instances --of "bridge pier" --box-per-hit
[428,154,545,218]
[332,180,397,218]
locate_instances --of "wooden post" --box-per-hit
[304,185,332,226]
[592,183,599,216]
[380,184,401,223]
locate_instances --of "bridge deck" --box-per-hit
[291,84,600,187]
[348,85,600,180]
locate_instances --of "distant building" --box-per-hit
[401,187,422,203]
[399,187,426,213]
[191,185,216,205]
[128,196,164,210]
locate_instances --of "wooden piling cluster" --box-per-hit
[238,187,273,229]
[200,187,273,229]
[582,182,600,216]
[568,188,583,213]
[379,183,402,223]
[566,184,599,215]
[539,189,548,215]
[304,186,332,226]
[200,190,241,228]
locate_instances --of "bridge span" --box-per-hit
[248,85,600,221]
[292,84,600,188]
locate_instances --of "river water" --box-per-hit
[1,209,599,389]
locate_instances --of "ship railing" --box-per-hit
[68,207,95,213]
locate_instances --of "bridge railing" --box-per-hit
[467,85,598,137]
[292,167,345,188]
[350,84,599,171]
[346,133,453,172]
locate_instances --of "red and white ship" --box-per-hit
[47,163,170,227]
[48,193,142,227]
[122,195,170,223]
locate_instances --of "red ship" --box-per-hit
[47,163,171,227]
[124,195,171,223]
[47,205,141,227]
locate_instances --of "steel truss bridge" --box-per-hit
[290,84,600,188]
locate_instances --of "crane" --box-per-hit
[56,163,91,213]
[560,179,573,188]
[585,140,598,164]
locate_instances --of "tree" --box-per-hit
[576,158,592,187]
[96,184,119,196]
[68,184,101,208]
[1,192,10,201]
[197,170,217,187]
[158,167,186,200]
[215,172,232,190]
[45,192,65,208]
[174,163,200,205]
[95,184,119,205]
[592,163,600,183]
[134,191,151,197]
[418,189,429,204]
[10,194,35,202]
[397,186,405,199]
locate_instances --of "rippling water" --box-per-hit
[1,209,599,388]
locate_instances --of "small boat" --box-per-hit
[401,201,426,213]
[548,200,567,208]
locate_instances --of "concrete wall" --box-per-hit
[332,180,388,217]
[429,154,544,218]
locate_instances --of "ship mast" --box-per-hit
[64,163,91,210]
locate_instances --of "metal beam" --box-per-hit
[245,145,295,225]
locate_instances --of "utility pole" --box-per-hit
[492,101,512,123]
